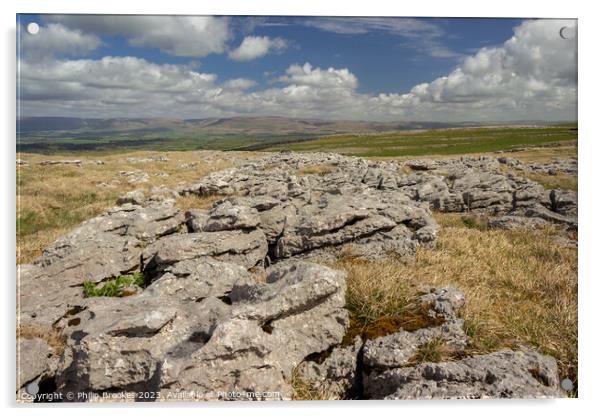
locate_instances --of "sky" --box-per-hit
[16,15,577,122]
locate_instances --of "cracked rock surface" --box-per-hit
[17,151,573,401]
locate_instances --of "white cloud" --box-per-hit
[18,19,576,122]
[379,19,578,120]
[228,36,287,61]
[44,15,231,57]
[20,23,101,59]
[278,62,358,89]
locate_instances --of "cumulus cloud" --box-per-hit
[44,15,231,57]
[278,63,358,89]
[376,19,577,120]
[228,36,287,61]
[18,19,576,122]
[20,23,101,59]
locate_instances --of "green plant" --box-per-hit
[82,272,146,298]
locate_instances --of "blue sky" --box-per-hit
[16,15,576,121]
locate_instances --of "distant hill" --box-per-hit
[16,116,564,153]
[17,116,474,135]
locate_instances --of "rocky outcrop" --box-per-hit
[19,200,185,328]
[126,156,169,163]
[51,261,347,401]
[17,151,574,401]
[118,170,150,184]
[39,159,104,166]
[179,153,440,262]
[498,156,577,176]
[180,153,576,239]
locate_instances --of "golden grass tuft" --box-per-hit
[290,367,332,400]
[408,336,461,365]
[17,324,66,356]
[175,194,225,211]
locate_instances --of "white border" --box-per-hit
[3,1,600,415]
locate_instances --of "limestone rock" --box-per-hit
[184,209,210,232]
[418,287,465,321]
[365,349,565,399]
[203,200,261,231]
[145,228,268,270]
[297,336,363,399]
[117,189,146,206]
[17,337,57,390]
[363,320,467,370]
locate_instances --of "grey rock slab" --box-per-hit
[17,337,56,390]
[418,287,465,321]
[203,200,261,231]
[184,209,210,232]
[146,258,252,301]
[363,319,467,369]
[365,349,564,399]
[297,336,363,399]
[145,228,268,270]
[488,215,549,230]
[55,295,232,395]
[160,262,348,400]
[550,189,577,217]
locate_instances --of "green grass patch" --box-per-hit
[266,125,577,157]
[83,272,145,298]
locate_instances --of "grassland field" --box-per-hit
[265,124,577,157]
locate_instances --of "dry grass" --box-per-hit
[409,336,460,364]
[296,164,337,176]
[327,212,577,390]
[16,150,250,263]
[175,194,226,211]
[290,367,331,400]
[522,172,577,191]
[492,144,577,163]
[17,324,66,355]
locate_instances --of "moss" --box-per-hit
[342,304,446,346]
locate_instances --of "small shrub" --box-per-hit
[83,272,145,298]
